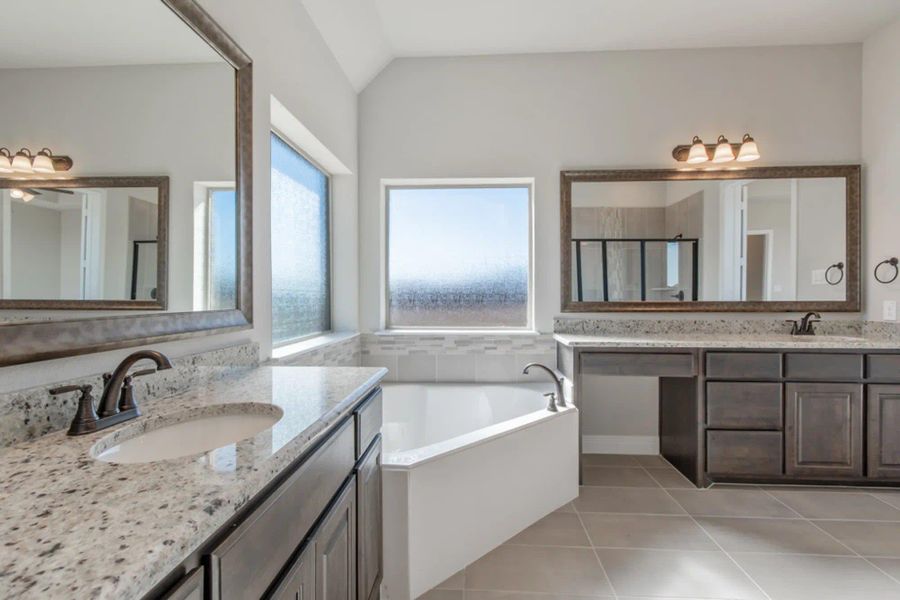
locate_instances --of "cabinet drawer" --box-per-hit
[707,382,783,429]
[867,355,900,380]
[162,567,204,600]
[706,353,780,380]
[785,353,862,380]
[355,388,382,459]
[581,352,695,376]
[209,418,355,600]
[707,430,783,476]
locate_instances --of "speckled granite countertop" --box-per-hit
[0,366,387,600]
[554,333,900,350]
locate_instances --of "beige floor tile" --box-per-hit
[574,486,686,515]
[814,520,900,557]
[580,513,717,550]
[582,467,660,488]
[595,548,765,599]
[434,569,465,590]
[465,545,613,596]
[554,502,576,514]
[633,455,672,468]
[582,454,640,467]
[732,553,900,600]
[872,492,900,510]
[506,512,591,547]
[868,557,900,583]
[465,591,611,600]
[417,590,463,600]
[668,489,799,517]
[695,517,852,555]
[769,490,900,520]
[645,468,694,489]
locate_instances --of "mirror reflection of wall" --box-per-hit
[571,177,846,304]
[0,0,236,316]
[0,187,158,301]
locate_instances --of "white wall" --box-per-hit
[359,44,862,445]
[0,0,360,392]
[359,44,863,333]
[863,18,900,320]
[9,203,61,299]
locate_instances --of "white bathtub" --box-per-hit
[381,383,579,600]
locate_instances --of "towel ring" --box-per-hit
[825,262,844,286]
[875,257,900,284]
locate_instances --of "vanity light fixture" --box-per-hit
[0,147,73,174]
[672,133,761,165]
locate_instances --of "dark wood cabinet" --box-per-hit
[161,567,204,600]
[707,430,782,476]
[868,385,900,479]
[785,382,863,478]
[317,480,357,600]
[356,438,382,600]
[271,544,315,600]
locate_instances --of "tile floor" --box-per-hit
[418,454,900,600]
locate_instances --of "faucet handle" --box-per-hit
[119,368,157,413]
[543,392,559,413]
[50,384,100,436]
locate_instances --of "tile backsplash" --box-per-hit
[360,332,556,383]
[0,342,259,448]
[271,334,361,367]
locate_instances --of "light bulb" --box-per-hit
[686,137,709,164]
[736,133,760,162]
[712,135,735,163]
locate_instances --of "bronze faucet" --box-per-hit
[50,349,173,436]
[786,312,821,336]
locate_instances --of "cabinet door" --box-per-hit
[317,479,357,600]
[357,437,382,600]
[162,567,204,600]
[868,385,900,479]
[785,383,863,478]
[271,543,316,600]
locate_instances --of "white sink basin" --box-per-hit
[92,403,284,464]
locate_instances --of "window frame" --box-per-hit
[270,128,334,348]
[380,178,535,332]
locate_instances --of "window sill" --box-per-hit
[372,329,541,336]
[271,331,359,360]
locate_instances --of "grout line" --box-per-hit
[760,487,900,588]
[867,491,900,512]
[644,463,775,600]
[573,491,619,599]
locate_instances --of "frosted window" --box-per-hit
[207,189,237,310]
[270,133,330,345]
[387,186,530,328]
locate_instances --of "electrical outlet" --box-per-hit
[884,300,897,321]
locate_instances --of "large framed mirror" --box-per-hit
[561,165,860,312]
[0,0,252,365]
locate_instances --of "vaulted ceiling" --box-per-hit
[302,0,900,90]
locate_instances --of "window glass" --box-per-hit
[207,189,237,310]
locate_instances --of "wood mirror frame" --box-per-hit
[0,0,252,366]
[560,165,861,313]
[0,176,170,311]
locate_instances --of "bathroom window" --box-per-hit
[270,132,331,345]
[385,181,532,329]
[193,184,237,311]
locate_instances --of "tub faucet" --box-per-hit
[522,363,567,410]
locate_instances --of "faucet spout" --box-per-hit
[98,350,173,418]
[522,363,566,408]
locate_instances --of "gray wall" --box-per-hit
[9,203,61,299]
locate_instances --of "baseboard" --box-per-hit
[582,435,659,455]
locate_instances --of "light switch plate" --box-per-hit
[885,300,897,321]
[811,269,826,285]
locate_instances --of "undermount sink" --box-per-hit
[92,403,284,464]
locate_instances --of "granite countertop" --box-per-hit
[0,365,387,600]
[554,332,900,350]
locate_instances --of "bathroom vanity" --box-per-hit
[0,366,386,600]
[557,334,900,488]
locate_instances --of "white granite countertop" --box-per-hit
[554,333,900,350]
[0,365,387,600]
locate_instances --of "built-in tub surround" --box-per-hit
[0,341,259,448]
[0,365,386,600]
[381,383,578,599]
[271,332,361,367]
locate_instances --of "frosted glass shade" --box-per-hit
[32,152,55,173]
[737,137,760,162]
[0,153,12,174]
[712,137,735,163]
[11,151,33,173]
[686,138,708,164]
